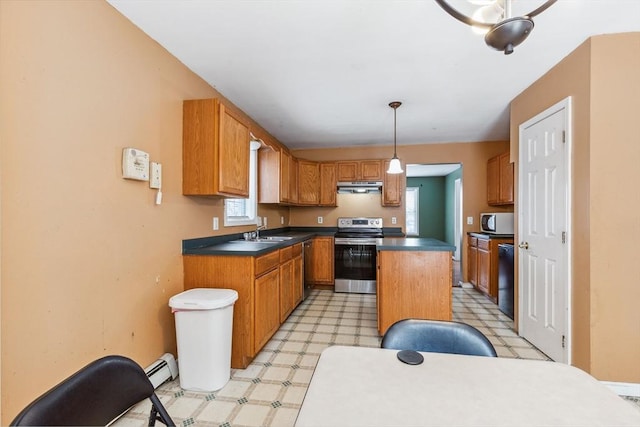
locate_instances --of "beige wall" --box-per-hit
[292,141,511,278]
[0,1,286,422]
[510,32,640,382]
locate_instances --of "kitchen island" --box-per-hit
[376,237,455,335]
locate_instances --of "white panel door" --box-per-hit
[518,98,571,363]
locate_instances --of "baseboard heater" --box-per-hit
[144,353,178,389]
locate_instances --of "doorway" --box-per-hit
[518,97,572,363]
[405,163,462,285]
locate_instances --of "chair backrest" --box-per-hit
[11,355,158,426]
[381,319,498,357]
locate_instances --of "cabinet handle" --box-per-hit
[518,242,529,250]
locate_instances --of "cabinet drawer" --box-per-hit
[255,251,280,277]
[477,239,490,251]
[292,243,302,257]
[469,236,478,247]
[280,246,293,263]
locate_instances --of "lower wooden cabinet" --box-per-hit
[307,236,334,285]
[183,244,303,369]
[467,234,513,302]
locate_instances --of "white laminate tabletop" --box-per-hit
[295,346,640,427]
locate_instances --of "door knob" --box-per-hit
[518,242,529,250]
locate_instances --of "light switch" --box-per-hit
[317,216,323,224]
[280,216,285,225]
[213,217,219,230]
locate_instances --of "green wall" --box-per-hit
[406,177,446,240]
[406,167,462,247]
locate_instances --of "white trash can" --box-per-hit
[169,288,238,391]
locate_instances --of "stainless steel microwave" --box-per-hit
[480,213,514,234]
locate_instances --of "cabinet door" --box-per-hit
[309,236,334,285]
[361,160,383,181]
[487,155,499,205]
[477,248,490,295]
[280,151,291,203]
[218,104,250,196]
[293,254,303,306]
[290,157,299,205]
[382,160,403,207]
[468,238,478,286]
[499,152,514,204]
[298,160,320,205]
[337,161,359,181]
[319,162,337,206]
[254,268,280,352]
[279,259,294,322]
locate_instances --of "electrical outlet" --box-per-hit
[263,216,268,227]
[149,162,162,189]
[317,216,323,224]
[213,217,219,230]
[391,217,397,225]
[280,216,284,225]
[467,216,473,225]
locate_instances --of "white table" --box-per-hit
[295,346,640,427]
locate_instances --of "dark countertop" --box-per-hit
[376,237,455,252]
[183,226,405,256]
[468,232,515,240]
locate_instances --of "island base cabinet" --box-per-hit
[377,250,452,336]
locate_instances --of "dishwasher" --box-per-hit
[498,243,514,320]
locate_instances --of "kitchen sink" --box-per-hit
[255,236,294,242]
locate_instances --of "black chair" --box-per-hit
[11,355,175,426]
[381,319,498,357]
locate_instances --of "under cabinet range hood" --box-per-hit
[337,181,383,194]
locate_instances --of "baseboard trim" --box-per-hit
[601,381,640,397]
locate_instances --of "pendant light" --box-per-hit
[387,101,403,174]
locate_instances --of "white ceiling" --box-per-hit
[107,0,640,150]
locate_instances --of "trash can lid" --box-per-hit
[169,288,238,310]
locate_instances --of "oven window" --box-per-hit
[334,243,377,281]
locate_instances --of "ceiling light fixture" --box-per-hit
[434,0,557,55]
[387,101,403,174]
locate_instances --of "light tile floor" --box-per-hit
[116,286,639,427]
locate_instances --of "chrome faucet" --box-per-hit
[256,224,267,240]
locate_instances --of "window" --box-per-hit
[405,187,419,236]
[224,142,260,226]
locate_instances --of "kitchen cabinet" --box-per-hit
[183,98,250,197]
[467,234,513,302]
[487,152,514,205]
[377,250,452,335]
[183,245,304,369]
[298,160,320,205]
[382,160,403,207]
[337,160,383,181]
[319,162,337,206]
[307,236,334,285]
[259,148,294,204]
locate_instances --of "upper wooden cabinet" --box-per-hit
[487,152,514,205]
[337,160,383,181]
[259,148,294,204]
[298,160,320,205]
[319,162,337,206]
[382,160,403,207]
[183,99,250,197]
[290,157,299,205]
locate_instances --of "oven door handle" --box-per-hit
[334,238,379,245]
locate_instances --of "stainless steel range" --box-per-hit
[334,217,383,294]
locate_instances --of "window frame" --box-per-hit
[224,142,260,227]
